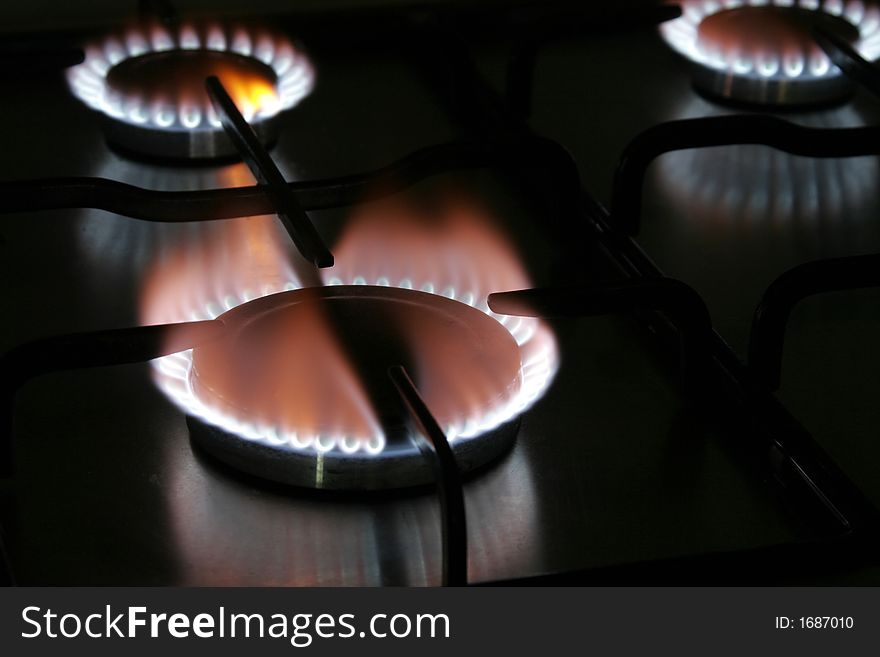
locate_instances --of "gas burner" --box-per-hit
[155,285,556,490]
[66,20,315,158]
[142,189,559,490]
[661,0,880,106]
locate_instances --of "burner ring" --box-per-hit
[187,414,520,490]
[67,21,315,158]
[183,286,527,490]
[97,103,283,159]
[660,1,880,106]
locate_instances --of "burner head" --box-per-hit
[67,21,315,159]
[661,1,880,106]
[185,286,525,490]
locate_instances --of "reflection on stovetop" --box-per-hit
[3,314,803,585]
[528,25,880,512]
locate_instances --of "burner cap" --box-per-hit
[187,286,524,490]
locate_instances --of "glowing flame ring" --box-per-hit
[151,278,558,458]
[67,21,315,130]
[660,0,880,80]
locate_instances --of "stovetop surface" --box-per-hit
[524,30,880,523]
[2,10,879,585]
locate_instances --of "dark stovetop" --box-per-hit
[1,4,879,585]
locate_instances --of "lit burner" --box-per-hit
[67,20,315,158]
[142,187,558,490]
[186,286,529,489]
[660,0,880,105]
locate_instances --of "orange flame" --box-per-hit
[140,175,297,327]
[141,179,557,451]
[189,289,385,449]
[325,194,533,297]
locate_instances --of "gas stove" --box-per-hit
[1,0,879,586]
